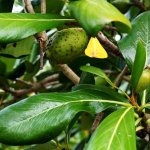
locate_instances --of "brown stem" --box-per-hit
[24,0,35,13]
[123,76,130,82]
[97,32,122,57]
[90,112,103,133]
[39,39,44,69]
[16,80,58,95]
[104,25,118,32]
[1,74,59,107]
[114,65,128,87]
[132,0,146,11]
[41,0,46,14]
[24,0,48,69]
[16,78,32,86]
[130,93,139,107]
[57,64,80,84]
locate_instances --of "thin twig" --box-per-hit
[2,74,59,103]
[104,70,117,75]
[97,32,122,57]
[39,40,44,69]
[90,112,103,133]
[114,65,128,87]
[39,0,47,69]
[57,64,80,84]
[41,0,46,14]
[104,25,118,32]
[16,78,32,86]
[123,76,130,82]
[24,0,48,69]
[24,0,35,13]
[24,1,80,85]
[132,0,146,11]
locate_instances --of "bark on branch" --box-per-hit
[97,32,122,57]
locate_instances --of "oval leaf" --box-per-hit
[0,36,35,57]
[119,11,150,69]
[131,40,146,91]
[0,89,122,145]
[86,107,136,150]
[72,84,128,103]
[80,66,133,100]
[68,0,131,35]
[0,13,74,43]
[80,65,117,88]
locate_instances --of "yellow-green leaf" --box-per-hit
[69,0,131,35]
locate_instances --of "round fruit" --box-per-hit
[46,28,89,64]
[143,0,150,10]
[135,69,150,93]
[95,76,107,86]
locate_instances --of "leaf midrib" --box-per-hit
[0,18,74,22]
[107,107,132,150]
[8,99,129,130]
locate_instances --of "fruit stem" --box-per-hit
[58,64,80,84]
[130,93,139,108]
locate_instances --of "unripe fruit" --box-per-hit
[46,28,88,64]
[143,0,150,10]
[135,69,150,93]
[95,76,107,86]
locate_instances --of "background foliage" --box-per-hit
[0,0,150,150]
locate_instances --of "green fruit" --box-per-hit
[135,69,150,93]
[143,0,150,10]
[46,28,88,64]
[95,76,107,86]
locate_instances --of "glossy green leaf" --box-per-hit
[131,40,146,91]
[0,89,124,145]
[86,107,136,150]
[68,0,131,35]
[34,0,65,14]
[0,36,35,57]
[7,61,26,80]
[72,84,128,102]
[80,66,131,99]
[0,56,16,73]
[119,11,150,69]
[0,13,74,43]
[80,66,117,88]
